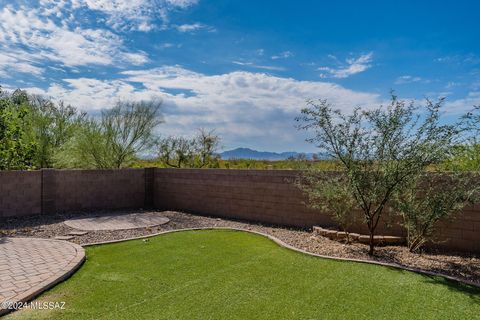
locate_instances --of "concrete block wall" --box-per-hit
[0,169,145,217]
[52,169,145,212]
[0,168,478,252]
[154,168,480,253]
[0,171,41,217]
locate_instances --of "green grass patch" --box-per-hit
[7,230,480,320]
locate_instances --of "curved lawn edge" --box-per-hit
[0,240,85,317]
[82,227,480,289]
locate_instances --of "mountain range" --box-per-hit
[219,148,319,160]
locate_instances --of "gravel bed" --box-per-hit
[1,210,479,285]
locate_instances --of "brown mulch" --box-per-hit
[1,210,479,286]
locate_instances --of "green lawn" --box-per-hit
[6,230,480,320]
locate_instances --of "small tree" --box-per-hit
[298,171,357,243]
[392,172,480,252]
[158,129,220,168]
[0,88,36,170]
[28,96,87,168]
[296,94,468,255]
[56,100,162,169]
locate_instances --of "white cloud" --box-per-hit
[319,52,373,78]
[0,4,149,74]
[26,66,382,151]
[174,23,215,33]
[232,61,286,71]
[0,52,44,77]
[74,0,199,31]
[271,51,293,60]
[395,75,422,85]
[445,91,480,114]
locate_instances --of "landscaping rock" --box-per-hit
[349,233,360,241]
[382,236,406,245]
[313,226,328,236]
[68,230,88,236]
[336,232,348,240]
[358,235,385,244]
[325,230,338,240]
[54,236,74,241]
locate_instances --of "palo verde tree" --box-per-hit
[56,99,163,169]
[296,94,469,255]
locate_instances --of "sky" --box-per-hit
[0,0,479,152]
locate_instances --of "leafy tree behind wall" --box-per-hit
[0,88,36,170]
[27,96,87,168]
[157,129,221,168]
[55,100,163,169]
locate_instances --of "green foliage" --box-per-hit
[132,158,341,170]
[297,171,357,241]
[56,100,163,169]
[0,88,36,170]
[443,144,480,171]
[392,172,480,252]
[157,129,220,168]
[27,96,87,168]
[296,95,469,255]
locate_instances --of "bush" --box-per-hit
[296,94,473,255]
[392,172,480,252]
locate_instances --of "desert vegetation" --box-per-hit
[296,95,480,254]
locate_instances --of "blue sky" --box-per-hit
[0,0,479,152]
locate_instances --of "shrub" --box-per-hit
[296,94,472,255]
[392,172,480,252]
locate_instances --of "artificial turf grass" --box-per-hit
[6,229,480,320]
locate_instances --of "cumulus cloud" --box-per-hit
[26,66,382,151]
[0,4,149,75]
[445,91,480,114]
[319,52,373,78]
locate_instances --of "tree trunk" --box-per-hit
[368,230,375,255]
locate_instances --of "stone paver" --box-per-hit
[64,211,170,231]
[0,238,84,314]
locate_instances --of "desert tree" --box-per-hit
[27,96,87,168]
[0,88,36,170]
[296,94,468,255]
[56,99,163,169]
[392,172,480,252]
[157,129,220,168]
[297,171,357,243]
[443,105,480,171]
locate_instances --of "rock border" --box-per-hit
[0,239,85,316]
[312,226,406,245]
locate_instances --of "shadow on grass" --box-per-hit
[421,274,480,302]
[383,263,480,302]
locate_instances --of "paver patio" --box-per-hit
[63,211,170,231]
[0,238,84,315]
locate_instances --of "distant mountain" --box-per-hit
[219,147,322,160]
